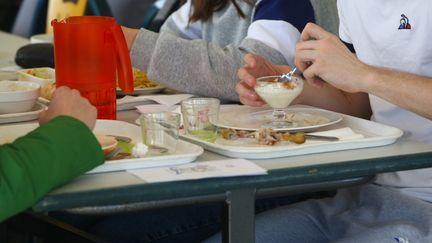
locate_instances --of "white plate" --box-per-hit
[0,103,46,124]
[37,97,156,111]
[116,86,165,96]
[0,120,204,173]
[88,120,204,173]
[181,112,404,159]
[214,106,343,132]
[37,97,50,106]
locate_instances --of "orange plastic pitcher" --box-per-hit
[52,16,134,120]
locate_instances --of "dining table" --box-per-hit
[31,109,432,243]
[2,30,432,243]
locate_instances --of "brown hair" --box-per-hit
[187,0,255,22]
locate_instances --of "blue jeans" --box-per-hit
[206,185,432,243]
[51,191,335,243]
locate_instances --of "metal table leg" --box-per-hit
[223,188,256,243]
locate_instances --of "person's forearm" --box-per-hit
[0,116,104,221]
[131,29,287,101]
[361,66,432,120]
[296,82,372,119]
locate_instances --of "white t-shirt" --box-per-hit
[337,0,432,201]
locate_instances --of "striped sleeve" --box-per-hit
[246,0,315,66]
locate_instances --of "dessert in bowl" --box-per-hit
[0,81,41,114]
[254,75,304,128]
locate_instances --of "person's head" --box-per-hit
[187,0,254,22]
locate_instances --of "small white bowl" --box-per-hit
[254,75,304,109]
[17,67,55,87]
[95,135,118,155]
[30,33,53,44]
[0,81,41,114]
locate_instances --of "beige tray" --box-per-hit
[0,120,204,173]
[180,105,404,159]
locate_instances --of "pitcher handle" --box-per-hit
[112,24,134,94]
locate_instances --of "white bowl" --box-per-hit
[95,135,118,155]
[17,67,55,87]
[254,75,304,109]
[0,81,41,114]
[30,33,53,44]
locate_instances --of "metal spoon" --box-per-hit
[107,135,132,143]
[148,145,169,154]
[105,147,122,160]
[278,67,297,82]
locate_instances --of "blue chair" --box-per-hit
[146,0,181,32]
[87,0,113,16]
[11,0,48,37]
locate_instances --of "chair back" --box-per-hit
[45,0,88,33]
[147,0,181,32]
[309,0,340,35]
[11,0,47,37]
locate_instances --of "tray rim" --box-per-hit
[0,120,204,173]
[180,107,404,159]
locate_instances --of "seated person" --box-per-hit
[51,1,338,242]
[0,86,104,221]
[206,1,432,242]
[121,0,330,101]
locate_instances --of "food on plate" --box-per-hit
[40,82,56,100]
[220,128,305,145]
[95,134,118,155]
[279,132,306,144]
[17,67,55,86]
[132,68,160,88]
[23,68,50,79]
[0,82,35,92]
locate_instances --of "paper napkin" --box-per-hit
[136,104,179,113]
[128,159,267,183]
[117,94,193,106]
[144,94,194,106]
[308,127,364,141]
[117,94,194,112]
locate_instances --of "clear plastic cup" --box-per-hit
[181,98,220,141]
[140,112,181,155]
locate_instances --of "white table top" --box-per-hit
[0,30,28,64]
[0,31,29,80]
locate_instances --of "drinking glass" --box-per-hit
[181,98,220,141]
[140,112,181,155]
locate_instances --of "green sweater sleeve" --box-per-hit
[0,116,104,221]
